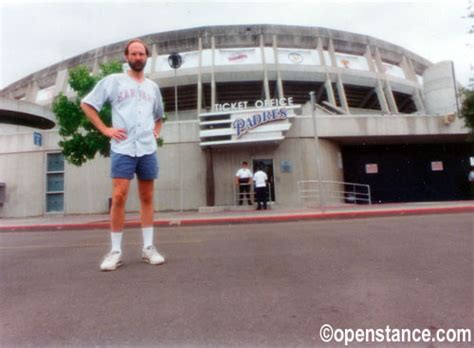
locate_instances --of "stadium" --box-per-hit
[0,24,471,218]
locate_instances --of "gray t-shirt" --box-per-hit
[82,73,163,157]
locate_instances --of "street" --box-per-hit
[1,213,473,347]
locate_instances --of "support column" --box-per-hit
[151,44,158,74]
[316,38,326,66]
[412,89,426,113]
[54,69,69,96]
[375,78,390,113]
[273,35,284,99]
[327,39,337,67]
[373,47,385,74]
[364,46,376,72]
[324,74,336,106]
[336,73,349,112]
[383,80,399,114]
[25,81,39,102]
[400,56,417,82]
[261,35,271,100]
[197,37,203,116]
[211,36,216,111]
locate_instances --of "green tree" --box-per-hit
[53,62,164,166]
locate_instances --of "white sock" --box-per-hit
[111,232,123,252]
[142,227,154,249]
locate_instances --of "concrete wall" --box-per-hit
[423,61,458,115]
[0,111,468,217]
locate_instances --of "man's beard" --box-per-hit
[128,60,145,72]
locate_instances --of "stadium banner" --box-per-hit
[335,53,369,71]
[278,48,318,65]
[382,63,406,78]
[217,48,260,65]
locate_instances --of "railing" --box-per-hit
[233,183,273,207]
[297,180,371,207]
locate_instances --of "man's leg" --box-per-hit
[111,178,131,232]
[101,178,130,271]
[138,179,154,228]
[238,184,244,205]
[136,153,165,265]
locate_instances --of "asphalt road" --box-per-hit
[0,213,473,347]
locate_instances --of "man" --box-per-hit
[235,161,253,205]
[81,39,165,271]
[253,167,268,210]
[469,166,474,199]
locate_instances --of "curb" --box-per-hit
[1,205,473,232]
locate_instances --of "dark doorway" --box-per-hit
[342,143,473,203]
[252,158,275,202]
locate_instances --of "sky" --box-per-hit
[1,0,473,89]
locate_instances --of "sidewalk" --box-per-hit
[1,200,473,232]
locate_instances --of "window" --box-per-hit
[46,153,65,212]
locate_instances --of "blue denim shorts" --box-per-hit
[110,151,159,180]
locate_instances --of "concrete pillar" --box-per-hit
[273,35,284,99]
[211,36,216,110]
[373,47,385,74]
[151,44,158,74]
[412,89,426,113]
[336,73,349,112]
[364,46,376,72]
[400,56,417,82]
[375,78,390,113]
[327,39,337,67]
[197,37,203,116]
[324,74,336,105]
[423,61,457,114]
[25,81,39,102]
[54,69,69,96]
[316,38,326,66]
[260,35,271,100]
[383,80,399,114]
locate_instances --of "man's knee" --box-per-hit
[112,190,128,207]
[140,192,154,206]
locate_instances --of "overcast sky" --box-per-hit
[1,0,473,89]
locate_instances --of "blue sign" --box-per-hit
[33,132,42,146]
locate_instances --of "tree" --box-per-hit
[53,62,164,166]
[459,88,474,141]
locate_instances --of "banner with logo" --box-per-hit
[382,63,406,79]
[278,49,318,65]
[217,48,260,65]
[335,53,369,71]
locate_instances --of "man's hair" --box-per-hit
[242,161,248,166]
[124,39,150,57]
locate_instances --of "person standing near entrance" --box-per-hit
[469,166,474,199]
[81,39,165,271]
[235,161,253,205]
[253,167,268,210]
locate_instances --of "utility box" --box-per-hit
[0,183,5,205]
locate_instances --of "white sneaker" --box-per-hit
[100,250,123,271]
[142,245,165,265]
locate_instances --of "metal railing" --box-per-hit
[297,180,371,207]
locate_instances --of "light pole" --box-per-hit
[168,53,183,211]
[310,91,325,211]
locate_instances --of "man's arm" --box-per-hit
[153,119,163,138]
[80,102,127,141]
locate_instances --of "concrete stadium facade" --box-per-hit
[0,25,471,218]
